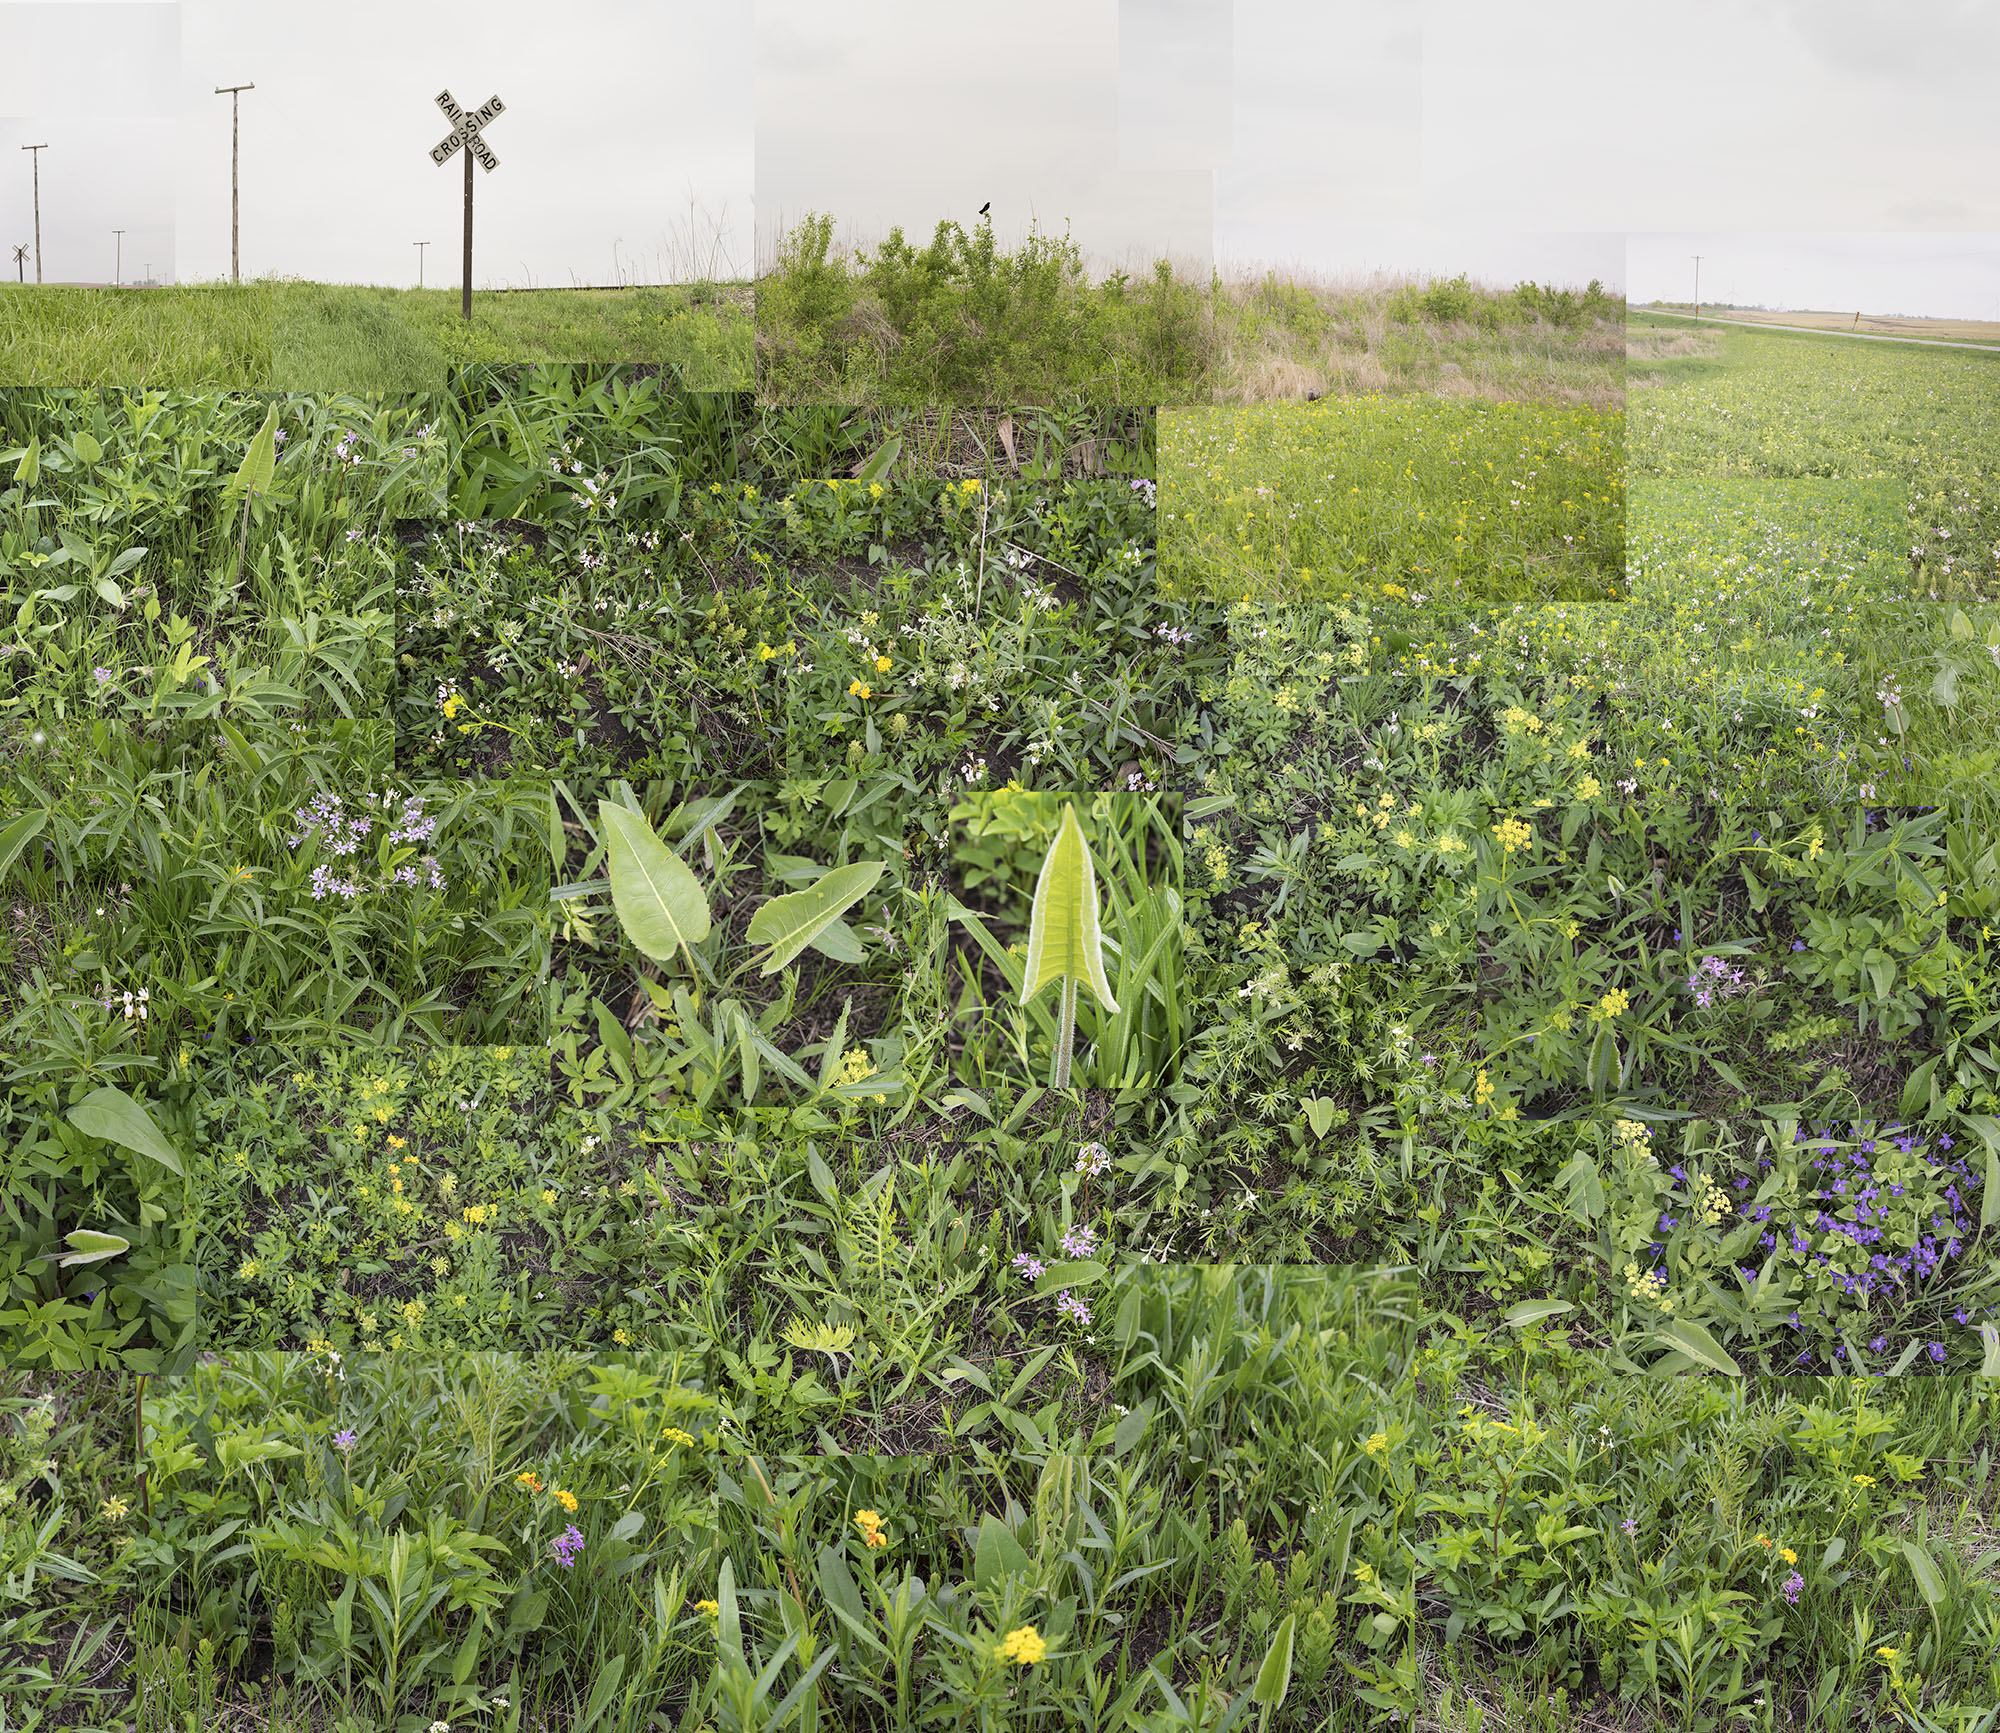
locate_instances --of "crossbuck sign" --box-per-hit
[428,88,505,319]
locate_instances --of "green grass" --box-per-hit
[0,279,752,390]
[1158,395,1624,608]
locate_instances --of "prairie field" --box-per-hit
[0,280,753,390]
[1,332,1999,1732]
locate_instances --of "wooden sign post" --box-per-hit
[429,89,505,321]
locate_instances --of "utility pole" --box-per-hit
[414,240,429,288]
[20,145,47,283]
[113,228,124,286]
[214,83,254,282]
[1692,255,1703,319]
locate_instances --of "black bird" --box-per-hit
[978,202,991,218]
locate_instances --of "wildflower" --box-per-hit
[551,1487,579,1512]
[1876,1647,1900,1662]
[1620,1518,1638,1536]
[999,1626,1047,1664]
[101,1496,129,1522]
[431,1722,451,1733]
[1011,1252,1047,1281]
[1852,1474,1875,1487]
[1075,1141,1112,1177]
[1362,1431,1389,1455]
[848,680,871,699]
[94,667,114,685]
[695,1600,720,1617]
[333,1428,357,1454]
[516,1471,544,1492]
[1779,1547,1797,1564]
[1059,1223,1098,1260]
[1596,987,1630,1018]
[1781,1570,1804,1603]
[874,655,891,672]
[550,1524,586,1568]
[854,1510,889,1549]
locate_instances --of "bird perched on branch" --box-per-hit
[978,202,991,218]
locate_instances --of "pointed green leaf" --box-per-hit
[226,403,280,499]
[67,1086,184,1177]
[746,860,885,975]
[14,436,39,487]
[0,810,48,883]
[1503,1298,1575,1328]
[1648,1318,1740,1375]
[599,800,709,966]
[1898,1539,1946,1609]
[45,1229,131,1267]
[1252,1613,1296,1708]
[1302,1097,1341,1138]
[72,430,102,465]
[974,1514,1033,1594]
[1021,804,1118,1013]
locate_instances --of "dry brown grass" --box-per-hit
[1211,265,1623,409]
[1626,328,1722,361]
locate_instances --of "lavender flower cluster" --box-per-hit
[549,1524,586,1568]
[1685,954,1753,1010]
[287,790,446,898]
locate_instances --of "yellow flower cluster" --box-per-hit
[1493,817,1533,855]
[853,1509,889,1550]
[999,1626,1047,1665]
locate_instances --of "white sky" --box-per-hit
[1629,234,2000,322]
[1,4,177,283]
[171,0,749,288]
[755,0,1213,278]
[1424,0,2000,235]
[8,0,1997,298]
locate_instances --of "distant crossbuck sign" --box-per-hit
[430,89,504,171]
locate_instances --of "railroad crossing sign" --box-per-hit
[428,88,505,320]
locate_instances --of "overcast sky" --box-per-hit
[168,0,753,287]
[8,0,1998,297]
[1629,233,2000,321]
[756,0,1213,278]
[1,4,176,284]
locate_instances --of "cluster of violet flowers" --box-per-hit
[1010,1222,1100,1329]
[549,1524,585,1568]
[288,790,446,898]
[1685,953,1754,1010]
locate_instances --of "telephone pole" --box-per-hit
[20,145,47,283]
[214,83,254,282]
[414,240,429,287]
[113,228,124,286]
[1692,254,1703,319]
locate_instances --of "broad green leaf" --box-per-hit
[1982,1322,2000,1377]
[1899,1539,1946,1609]
[226,403,281,498]
[974,1514,1032,1594]
[1021,804,1119,1013]
[71,430,102,465]
[46,1229,131,1267]
[1503,1298,1575,1328]
[599,800,709,966]
[93,576,125,610]
[14,436,38,487]
[1302,1097,1342,1138]
[1648,1318,1740,1375]
[1252,1613,1296,1709]
[853,434,902,483]
[747,860,885,975]
[0,810,48,883]
[105,545,147,579]
[67,1086,185,1177]
[1112,1402,1151,1456]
